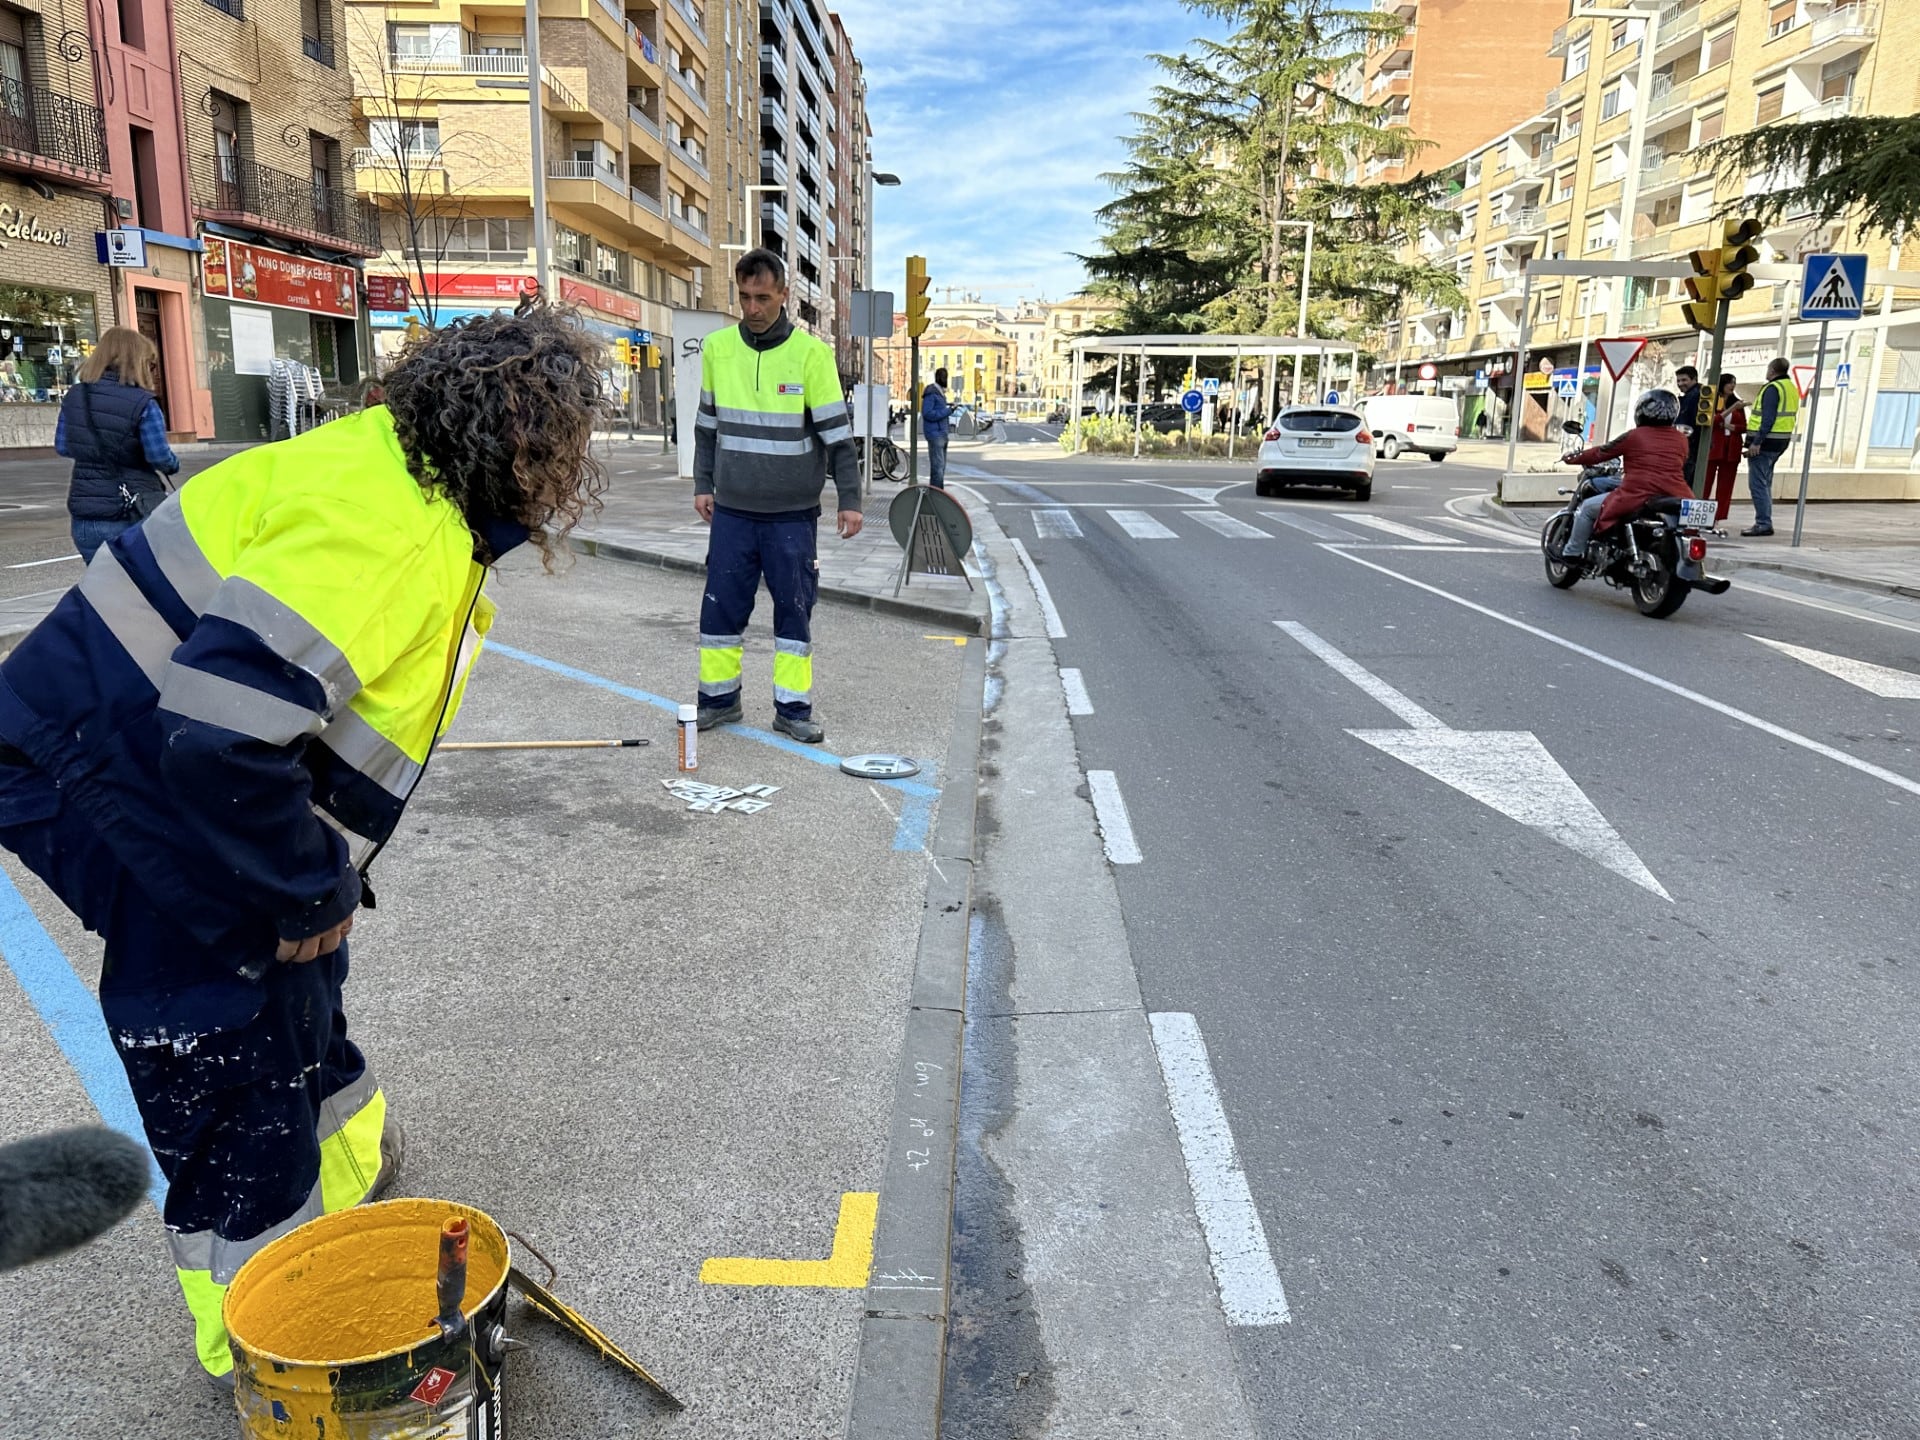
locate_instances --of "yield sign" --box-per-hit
[1595,337,1646,381]
[1792,365,1817,399]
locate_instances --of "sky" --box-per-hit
[829,0,1223,308]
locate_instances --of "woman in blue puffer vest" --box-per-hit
[55,326,179,562]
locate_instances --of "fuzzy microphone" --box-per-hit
[0,1126,151,1272]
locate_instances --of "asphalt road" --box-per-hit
[948,445,1920,1438]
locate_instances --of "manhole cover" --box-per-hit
[840,754,921,780]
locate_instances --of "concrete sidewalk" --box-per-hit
[580,442,986,635]
[0,550,973,1438]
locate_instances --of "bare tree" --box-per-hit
[348,11,517,331]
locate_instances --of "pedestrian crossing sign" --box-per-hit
[1800,253,1866,320]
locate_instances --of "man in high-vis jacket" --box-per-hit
[0,309,606,1386]
[1741,356,1798,537]
[694,247,860,744]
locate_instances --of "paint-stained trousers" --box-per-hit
[0,760,385,1378]
[699,506,819,722]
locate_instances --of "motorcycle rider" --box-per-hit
[1554,389,1693,562]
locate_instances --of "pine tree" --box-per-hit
[1703,115,1920,240]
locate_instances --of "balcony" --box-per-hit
[1630,232,1676,258]
[194,153,378,253]
[629,102,660,138]
[760,147,788,186]
[389,50,529,77]
[1636,151,1693,195]
[630,185,662,217]
[550,159,626,194]
[1792,92,1864,124]
[1505,206,1545,237]
[1803,2,1878,55]
[350,145,444,175]
[666,0,703,35]
[202,0,242,17]
[1654,1,1702,54]
[671,140,708,181]
[0,80,109,186]
[627,20,659,67]
[302,34,335,67]
[759,43,788,91]
[759,96,787,139]
[1621,301,1666,331]
[1644,70,1724,124]
[668,64,707,113]
[760,200,789,238]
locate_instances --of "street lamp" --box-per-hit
[1273,218,1315,404]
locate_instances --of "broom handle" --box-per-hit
[437,739,651,751]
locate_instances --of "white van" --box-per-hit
[1362,395,1460,461]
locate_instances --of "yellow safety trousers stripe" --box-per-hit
[701,646,745,684]
[772,650,814,698]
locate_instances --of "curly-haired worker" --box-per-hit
[694,246,860,743]
[0,308,605,1386]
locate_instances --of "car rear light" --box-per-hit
[1687,537,1707,562]
[1356,430,1372,445]
[1263,428,1281,442]
[1407,422,1416,433]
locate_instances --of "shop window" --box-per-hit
[0,286,100,403]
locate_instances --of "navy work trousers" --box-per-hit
[699,506,819,722]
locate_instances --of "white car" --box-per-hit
[1255,406,1375,502]
[1361,395,1460,461]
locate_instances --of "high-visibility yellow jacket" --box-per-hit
[694,313,859,513]
[1756,376,1799,439]
[0,407,500,1036]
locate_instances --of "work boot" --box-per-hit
[367,1119,405,1203]
[774,714,825,744]
[1740,525,1774,537]
[196,1363,236,1400]
[697,702,743,732]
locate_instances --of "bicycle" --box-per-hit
[865,434,905,482]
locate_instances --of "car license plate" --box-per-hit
[1679,498,1716,527]
[1298,437,1334,449]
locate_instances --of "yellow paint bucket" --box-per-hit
[224,1199,513,1439]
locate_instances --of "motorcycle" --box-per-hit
[1540,420,1731,619]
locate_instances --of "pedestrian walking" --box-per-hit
[0,307,607,1387]
[1674,365,1705,483]
[921,366,958,490]
[1705,372,1746,526]
[1742,357,1798,537]
[693,247,861,744]
[55,326,179,563]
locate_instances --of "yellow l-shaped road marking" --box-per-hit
[699,1192,877,1288]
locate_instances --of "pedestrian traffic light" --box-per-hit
[905,255,930,338]
[1682,217,1764,333]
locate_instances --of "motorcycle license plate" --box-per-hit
[1679,499,1716,527]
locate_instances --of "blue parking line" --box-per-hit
[484,643,942,848]
[0,868,167,1207]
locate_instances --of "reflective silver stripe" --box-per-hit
[716,405,805,430]
[699,389,716,406]
[774,637,812,657]
[78,545,178,688]
[774,683,811,703]
[316,807,379,868]
[140,500,221,614]
[169,1181,325,1283]
[696,411,720,431]
[718,434,814,457]
[317,707,422,801]
[698,677,739,697]
[316,1067,380,1145]
[159,665,325,745]
[812,401,850,424]
[699,632,744,649]
[816,422,854,446]
[207,577,359,706]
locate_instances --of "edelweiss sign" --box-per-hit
[0,205,70,249]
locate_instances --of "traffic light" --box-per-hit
[643,342,659,369]
[615,338,633,366]
[905,255,930,338]
[1682,217,1763,333]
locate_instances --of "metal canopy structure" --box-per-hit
[1067,334,1363,458]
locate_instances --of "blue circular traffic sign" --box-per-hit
[1181,389,1204,414]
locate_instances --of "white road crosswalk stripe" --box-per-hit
[1107,510,1180,540]
[1332,513,1463,545]
[1034,508,1084,539]
[1148,1012,1291,1326]
[1433,516,1537,547]
[1086,769,1143,863]
[1260,510,1368,542]
[1183,510,1272,539]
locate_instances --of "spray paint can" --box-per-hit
[677,704,698,771]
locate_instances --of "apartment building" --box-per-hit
[1346,0,1564,183]
[1040,295,1115,408]
[347,0,712,418]
[756,0,836,337]
[826,10,869,384]
[1377,0,1919,453]
[710,0,758,309]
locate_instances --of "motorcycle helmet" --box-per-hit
[1634,389,1682,427]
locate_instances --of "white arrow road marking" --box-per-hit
[1107,509,1180,540]
[1009,538,1066,639]
[1086,769,1142,863]
[1148,1012,1291,1326]
[1349,728,1669,898]
[1183,510,1271,539]
[1748,635,1920,698]
[1333,513,1462,545]
[1060,666,1094,715]
[1276,620,1669,899]
[1033,507,1084,539]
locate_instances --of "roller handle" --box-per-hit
[435,1216,470,1339]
